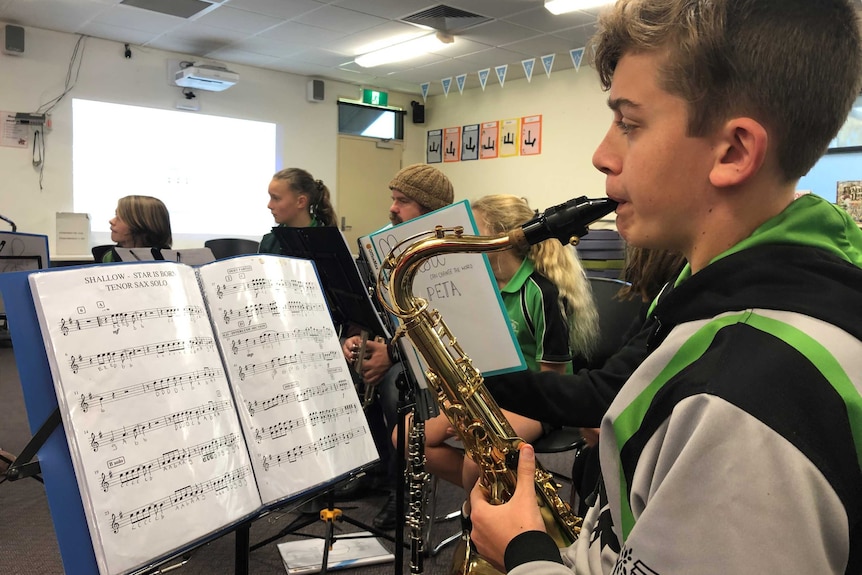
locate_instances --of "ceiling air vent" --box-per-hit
[402,4,492,34]
[120,0,213,19]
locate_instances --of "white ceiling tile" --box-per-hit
[258,20,345,46]
[443,0,538,19]
[503,34,577,57]
[500,6,595,33]
[194,6,284,34]
[77,21,160,44]
[2,0,105,32]
[324,21,428,56]
[232,37,306,58]
[329,0,438,20]
[292,48,355,67]
[91,4,185,34]
[0,0,636,95]
[461,19,542,47]
[550,24,595,47]
[224,0,325,20]
[204,47,281,68]
[293,5,386,34]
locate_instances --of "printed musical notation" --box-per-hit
[214,277,318,299]
[26,257,379,575]
[68,337,215,373]
[246,380,352,417]
[221,300,326,324]
[229,326,333,355]
[88,400,232,451]
[236,350,340,380]
[60,305,205,336]
[260,426,368,470]
[78,368,223,413]
[98,433,240,492]
[251,404,360,443]
[108,466,252,534]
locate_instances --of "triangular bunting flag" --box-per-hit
[521,58,535,83]
[441,77,452,97]
[420,82,430,102]
[478,68,490,91]
[541,53,555,78]
[495,64,508,88]
[570,47,585,72]
[456,74,467,94]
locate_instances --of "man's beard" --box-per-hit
[389,213,402,225]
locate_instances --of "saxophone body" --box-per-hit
[378,196,617,574]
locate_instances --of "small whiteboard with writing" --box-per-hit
[359,201,524,378]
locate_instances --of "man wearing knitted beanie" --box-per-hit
[388,163,454,225]
[339,163,454,530]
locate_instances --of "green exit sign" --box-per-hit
[362,89,388,107]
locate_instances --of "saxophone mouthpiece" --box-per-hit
[512,196,618,248]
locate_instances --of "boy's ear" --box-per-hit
[709,117,768,188]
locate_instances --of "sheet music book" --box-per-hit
[26,255,379,575]
[277,532,394,575]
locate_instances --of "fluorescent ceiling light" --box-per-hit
[355,32,454,68]
[544,0,614,15]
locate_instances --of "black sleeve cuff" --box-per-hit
[387,342,397,364]
[504,531,563,571]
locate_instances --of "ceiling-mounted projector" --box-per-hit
[174,62,239,92]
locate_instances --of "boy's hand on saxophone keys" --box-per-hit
[469,443,546,572]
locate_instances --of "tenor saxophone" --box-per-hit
[378,196,617,574]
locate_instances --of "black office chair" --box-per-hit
[91,244,115,263]
[586,276,644,369]
[203,238,260,260]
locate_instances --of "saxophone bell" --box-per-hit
[511,196,618,249]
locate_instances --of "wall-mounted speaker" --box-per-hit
[307,79,325,103]
[4,25,25,56]
[411,100,425,124]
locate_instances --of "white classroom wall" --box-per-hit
[415,66,612,213]
[0,23,426,253]
[0,22,617,255]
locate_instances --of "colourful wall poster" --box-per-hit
[521,114,542,156]
[480,121,499,159]
[461,124,479,161]
[500,118,520,158]
[426,129,442,164]
[443,127,461,163]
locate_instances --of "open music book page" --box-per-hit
[27,255,378,575]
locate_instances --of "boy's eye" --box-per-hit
[615,120,634,134]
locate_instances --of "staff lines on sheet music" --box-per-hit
[78,368,224,413]
[214,277,319,300]
[107,466,252,534]
[229,326,334,355]
[68,337,215,373]
[221,299,326,325]
[246,379,352,416]
[236,350,341,380]
[88,400,232,452]
[60,305,206,336]
[251,404,360,443]
[260,426,368,470]
[97,433,240,492]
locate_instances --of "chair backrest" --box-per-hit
[576,229,626,279]
[587,276,644,368]
[204,238,260,260]
[91,244,115,262]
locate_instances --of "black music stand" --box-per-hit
[253,227,402,573]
